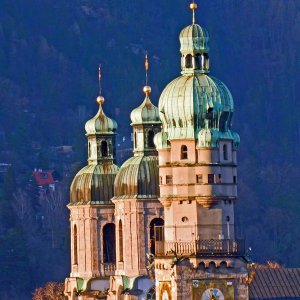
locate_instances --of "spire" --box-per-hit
[97,64,105,105]
[143,52,151,95]
[190,1,198,24]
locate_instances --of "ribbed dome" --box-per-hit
[70,163,118,204]
[154,131,170,150]
[198,127,220,148]
[130,95,160,125]
[159,73,234,140]
[85,103,117,135]
[179,24,209,53]
[198,128,240,150]
[113,156,159,199]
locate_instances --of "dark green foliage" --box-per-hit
[0,0,300,298]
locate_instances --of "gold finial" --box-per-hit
[143,52,151,95]
[190,1,198,24]
[97,64,104,105]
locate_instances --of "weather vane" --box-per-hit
[98,64,102,96]
[143,52,151,95]
[145,52,149,86]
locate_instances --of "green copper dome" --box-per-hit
[113,156,159,199]
[70,163,118,205]
[198,121,240,149]
[130,95,160,125]
[154,131,170,150]
[159,74,234,140]
[85,100,117,135]
[179,24,209,54]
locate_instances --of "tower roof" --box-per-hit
[85,98,117,135]
[130,53,161,126]
[158,2,236,142]
[130,95,160,125]
[179,24,209,54]
[70,66,118,205]
[113,155,159,200]
[159,74,234,140]
[70,163,118,205]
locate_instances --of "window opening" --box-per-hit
[118,220,123,261]
[196,174,203,183]
[185,54,193,68]
[208,174,215,184]
[101,140,108,157]
[166,175,173,184]
[150,218,164,255]
[148,130,155,148]
[74,225,78,265]
[103,223,116,263]
[181,145,188,159]
[223,144,228,160]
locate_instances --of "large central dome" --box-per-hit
[157,15,235,141]
[159,73,234,140]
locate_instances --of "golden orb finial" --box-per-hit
[143,85,151,95]
[96,95,105,105]
[190,1,198,24]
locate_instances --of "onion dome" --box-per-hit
[159,75,234,140]
[70,164,118,204]
[69,66,119,205]
[113,156,159,199]
[197,122,240,150]
[130,94,160,125]
[154,131,170,150]
[179,24,209,54]
[85,96,117,135]
[198,125,220,148]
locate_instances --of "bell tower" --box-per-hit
[154,3,249,300]
[64,67,118,300]
[109,55,164,300]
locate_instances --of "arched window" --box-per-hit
[150,218,164,255]
[195,54,201,69]
[118,220,123,262]
[204,53,210,70]
[134,132,137,148]
[185,54,193,68]
[101,140,108,157]
[103,223,116,263]
[223,144,228,160]
[181,145,188,159]
[74,225,78,265]
[148,130,155,148]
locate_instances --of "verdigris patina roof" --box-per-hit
[159,74,234,140]
[113,155,159,199]
[179,23,209,53]
[85,96,117,135]
[70,163,118,205]
[130,95,160,125]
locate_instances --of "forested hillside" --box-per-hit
[0,0,300,299]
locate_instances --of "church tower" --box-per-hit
[153,3,249,300]
[109,56,164,299]
[64,67,118,300]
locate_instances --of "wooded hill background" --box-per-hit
[0,0,300,299]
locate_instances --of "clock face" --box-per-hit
[201,288,224,300]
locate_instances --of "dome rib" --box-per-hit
[113,156,159,200]
[70,163,118,205]
[158,73,234,140]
